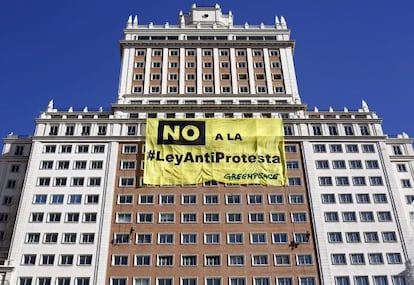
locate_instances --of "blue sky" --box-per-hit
[1,0,413,139]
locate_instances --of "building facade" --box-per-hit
[1,4,414,285]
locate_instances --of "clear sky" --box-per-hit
[1,0,413,140]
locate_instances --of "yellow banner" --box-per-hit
[143,118,287,186]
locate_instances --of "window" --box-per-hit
[362,144,375,153]
[181,255,197,266]
[294,233,310,243]
[356,194,370,203]
[26,232,40,244]
[135,255,151,266]
[34,194,47,204]
[249,212,264,222]
[373,276,388,285]
[393,145,403,155]
[339,194,353,204]
[271,212,286,223]
[370,176,383,185]
[63,233,77,244]
[292,213,307,222]
[60,254,74,265]
[226,194,241,204]
[116,213,132,223]
[382,231,397,242]
[30,212,44,222]
[57,278,71,285]
[346,232,361,243]
[285,145,297,152]
[328,125,338,136]
[288,177,301,185]
[392,276,407,285]
[38,278,52,285]
[373,193,387,203]
[284,126,293,136]
[310,124,322,136]
[330,144,343,153]
[204,213,219,223]
[68,194,82,204]
[47,213,61,222]
[336,177,349,185]
[251,233,266,244]
[397,164,407,172]
[319,177,333,186]
[269,194,284,204]
[228,255,245,266]
[40,160,53,169]
[76,278,90,285]
[360,211,374,222]
[331,254,346,265]
[378,211,392,222]
[206,279,221,285]
[182,213,196,223]
[157,255,174,266]
[86,195,99,204]
[123,145,137,153]
[88,177,101,186]
[277,278,292,285]
[160,194,174,204]
[332,160,346,169]
[316,160,329,169]
[325,212,339,222]
[387,253,402,264]
[364,232,379,242]
[344,125,354,135]
[78,255,92,265]
[120,177,135,187]
[248,194,263,204]
[74,161,87,169]
[227,213,242,223]
[354,276,369,285]
[327,232,342,243]
[111,279,127,285]
[118,195,133,204]
[321,194,336,204]
[348,160,365,169]
[252,254,268,266]
[136,233,152,244]
[254,278,269,285]
[402,179,412,188]
[138,213,153,223]
[342,212,357,222]
[228,233,243,244]
[352,176,366,186]
[54,177,67,186]
[83,213,97,222]
[204,194,219,204]
[346,144,359,153]
[286,161,299,169]
[366,160,379,169]
[72,177,84,186]
[112,255,129,266]
[274,254,290,266]
[181,233,197,244]
[290,194,304,204]
[205,255,221,266]
[139,195,154,204]
[335,277,350,285]
[158,233,174,244]
[66,213,80,222]
[369,253,384,264]
[204,233,220,244]
[114,233,130,244]
[349,253,365,265]
[297,254,313,265]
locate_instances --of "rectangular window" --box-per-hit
[350,253,365,265]
[332,160,346,169]
[271,212,286,223]
[316,160,329,169]
[252,254,268,266]
[346,232,361,243]
[136,233,152,244]
[204,233,220,244]
[181,233,197,244]
[331,254,346,265]
[227,233,243,244]
[251,233,266,244]
[205,255,221,266]
[368,253,384,265]
[135,255,151,266]
[269,194,284,204]
[327,232,342,243]
[296,254,313,265]
[346,144,359,153]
